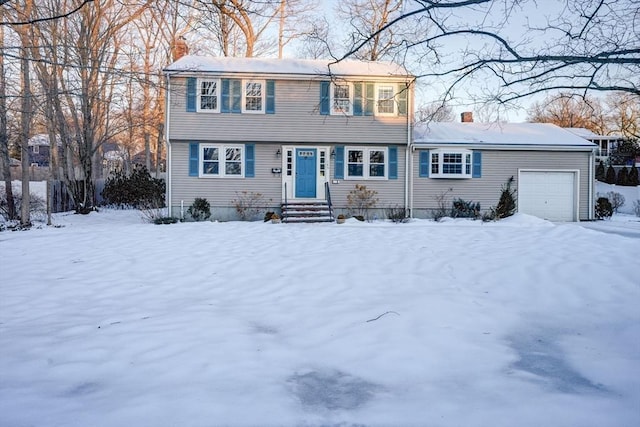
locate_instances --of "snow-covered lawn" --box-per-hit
[1,210,639,427]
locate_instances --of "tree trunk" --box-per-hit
[0,16,15,220]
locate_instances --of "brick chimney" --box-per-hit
[172,37,189,62]
[461,111,474,123]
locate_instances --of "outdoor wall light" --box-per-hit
[276,148,281,158]
[330,149,336,158]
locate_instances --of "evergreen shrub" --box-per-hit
[595,197,613,219]
[187,197,211,221]
[101,165,165,208]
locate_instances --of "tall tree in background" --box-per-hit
[605,93,640,139]
[338,0,405,61]
[527,94,607,134]
[13,0,35,226]
[0,6,16,220]
[199,0,280,57]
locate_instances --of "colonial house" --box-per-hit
[164,55,596,222]
[164,55,413,221]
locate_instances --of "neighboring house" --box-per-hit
[565,127,625,164]
[411,121,596,221]
[102,142,126,175]
[164,55,414,220]
[28,134,62,167]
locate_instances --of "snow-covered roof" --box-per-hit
[164,55,411,79]
[28,134,61,146]
[413,122,596,150]
[565,127,624,141]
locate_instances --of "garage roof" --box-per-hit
[413,122,596,151]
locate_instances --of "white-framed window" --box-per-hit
[376,84,396,115]
[197,78,220,112]
[430,149,472,178]
[32,145,39,154]
[200,144,243,177]
[346,147,387,179]
[331,82,353,115]
[242,80,265,113]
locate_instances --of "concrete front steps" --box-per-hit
[281,201,334,223]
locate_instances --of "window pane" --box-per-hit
[245,82,263,111]
[333,84,350,113]
[334,84,349,99]
[377,86,395,114]
[201,81,217,95]
[203,162,219,175]
[431,153,439,174]
[348,150,363,163]
[226,148,241,161]
[348,164,364,176]
[245,82,262,97]
[370,164,385,176]
[200,81,218,110]
[204,147,219,161]
[370,150,384,164]
[443,152,463,174]
[225,148,242,175]
[226,162,241,175]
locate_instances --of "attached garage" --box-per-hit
[518,170,578,221]
[411,122,597,222]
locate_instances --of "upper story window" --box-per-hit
[243,80,265,113]
[430,149,472,178]
[346,147,387,179]
[32,145,39,154]
[376,84,396,115]
[321,81,407,117]
[197,78,220,112]
[200,144,243,177]
[331,82,353,115]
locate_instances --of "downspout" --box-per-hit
[588,148,594,220]
[165,74,172,217]
[405,79,412,218]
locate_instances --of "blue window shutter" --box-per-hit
[397,83,407,116]
[388,146,398,179]
[419,150,429,177]
[472,151,482,178]
[186,78,197,112]
[365,83,375,116]
[334,146,344,179]
[189,143,199,176]
[266,80,275,114]
[320,81,330,115]
[221,79,230,113]
[231,79,242,113]
[245,144,255,177]
[353,82,363,116]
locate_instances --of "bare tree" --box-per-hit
[416,101,455,123]
[527,93,607,134]
[337,0,639,105]
[196,0,281,57]
[0,7,16,220]
[337,0,405,61]
[605,92,640,139]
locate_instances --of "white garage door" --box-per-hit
[518,171,577,221]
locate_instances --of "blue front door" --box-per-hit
[295,148,317,198]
